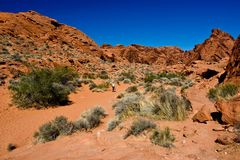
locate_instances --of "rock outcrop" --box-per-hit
[191,29,235,62]
[0,11,104,78]
[215,96,240,125]
[224,36,240,84]
[101,44,190,65]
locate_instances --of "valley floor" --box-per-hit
[0,81,239,160]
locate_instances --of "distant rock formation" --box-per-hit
[101,44,189,65]
[191,29,235,62]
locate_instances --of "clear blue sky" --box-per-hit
[0,0,239,50]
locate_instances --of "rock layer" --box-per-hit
[224,36,240,84]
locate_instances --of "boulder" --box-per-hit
[192,105,212,123]
[215,135,234,145]
[215,96,240,125]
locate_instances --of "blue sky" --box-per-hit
[0,0,239,50]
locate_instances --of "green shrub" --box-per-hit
[123,78,131,84]
[98,70,109,79]
[125,85,138,93]
[150,127,175,148]
[144,72,157,83]
[7,143,16,152]
[113,93,143,119]
[89,82,97,90]
[107,117,121,131]
[82,72,96,79]
[124,118,156,139]
[91,81,110,92]
[208,83,238,101]
[9,66,79,109]
[119,70,136,83]
[150,88,190,120]
[34,116,75,143]
[157,71,185,80]
[74,106,106,130]
[34,107,106,143]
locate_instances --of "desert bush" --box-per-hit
[208,83,238,101]
[82,72,96,79]
[144,71,187,87]
[9,66,79,109]
[116,93,125,99]
[150,88,190,120]
[112,87,190,121]
[123,78,131,84]
[124,118,156,139]
[90,81,110,92]
[119,70,136,83]
[89,82,97,90]
[158,71,185,80]
[98,70,109,79]
[107,116,121,131]
[144,72,157,83]
[34,107,106,143]
[7,143,16,152]
[74,106,106,130]
[150,127,175,148]
[144,83,158,93]
[113,93,143,119]
[34,116,75,143]
[125,85,138,93]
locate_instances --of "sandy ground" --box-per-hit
[0,81,239,160]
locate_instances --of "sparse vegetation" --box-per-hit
[125,85,138,93]
[74,106,107,130]
[98,70,109,79]
[149,88,190,120]
[34,116,75,143]
[124,118,156,139]
[7,143,16,152]
[112,87,191,121]
[113,93,143,119]
[34,106,106,143]
[150,127,175,148]
[107,117,121,131]
[9,66,79,109]
[119,70,136,83]
[82,72,96,79]
[208,83,238,101]
[89,81,110,92]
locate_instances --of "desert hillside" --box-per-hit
[0,11,239,160]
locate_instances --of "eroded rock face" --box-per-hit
[192,105,212,123]
[101,44,189,65]
[192,29,235,62]
[224,36,240,84]
[0,11,104,77]
[215,96,240,125]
